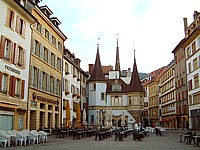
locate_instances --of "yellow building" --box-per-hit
[160,61,176,129]
[27,4,67,130]
[144,67,167,126]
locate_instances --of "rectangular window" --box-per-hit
[188,80,192,91]
[65,63,69,74]
[45,29,49,40]
[65,79,70,92]
[17,46,23,67]
[43,47,48,62]
[42,72,47,91]
[34,40,40,57]
[194,74,199,89]
[36,22,42,33]
[58,41,62,51]
[101,92,105,100]
[33,67,38,88]
[187,47,191,58]
[4,39,12,61]
[6,8,15,30]
[16,16,26,37]
[51,53,55,67]
[1,74,8,94]
[92,84,96,91]
[15,78,21,97]
[52,35,56,46]
[188,62,191,74]
[57,79,60,96]
[193,58,198,70]
[50,76,54,93]
[129,96,131,105]
[192,42,196,54]
[57,57,61,71]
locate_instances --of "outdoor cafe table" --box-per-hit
[193,135,200,147]
[178,134,184,143]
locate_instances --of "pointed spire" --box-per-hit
[115,35,121,72]
[128,50,144,92]
[89,43,105,81]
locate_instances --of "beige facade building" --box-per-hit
[160,61,176,129]
[27,3,67,130]
[0,0,35,130]
[142,67,167,126]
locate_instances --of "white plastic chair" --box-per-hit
[0,131,11,148]
[38,131,48,142]
[29,130,39,144]
[15,131,27,146]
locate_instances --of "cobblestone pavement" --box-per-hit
[2,129,200,150]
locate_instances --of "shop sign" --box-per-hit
[32,92,59,105]
[0,110,14,115]
[5,65,20,75]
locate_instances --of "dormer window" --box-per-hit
[40,5,53,18]
[112,79,121,91]
[50,17,61,27]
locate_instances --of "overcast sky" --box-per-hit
[40,0,200,73]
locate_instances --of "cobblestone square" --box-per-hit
[3,130,200,150]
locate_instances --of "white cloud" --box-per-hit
[40,0,200,73]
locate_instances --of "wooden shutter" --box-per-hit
[47,74,50,92]
[41,25,44,35]
[55,55,57,69]
[21,80,25,99]
[49,32,52,42]
[0,72,2,91]
[22,20,26,37]
[23,49,26,69]
[11,42,15,64]
[9,75,16,97]
[37,69,41,89]
[6,8,11,26]
[16,15,20,33]
[31,37,35,54]
[0,35,5,59]
[39,43,43,59]
[48,49,51,64]
[13,43,18,65]
[54,77,57,94]
[29,65,34,86]
[11,11,15,30]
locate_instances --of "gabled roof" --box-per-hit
[127,51,145,92]
[89,44,105,81]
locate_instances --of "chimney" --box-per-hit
[88,64,94,74]
[183,18,188,36]
[74,58,81,67]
